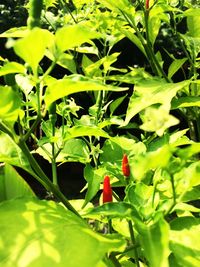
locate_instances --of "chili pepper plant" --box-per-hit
[0,0,200,266]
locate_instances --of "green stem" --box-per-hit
[128,220,140,267]
[171,174,176,206]
[23,114,41,141]
[18,139,81,217]
[109,254,122,267]
[59,0,77,23]
[0,121,15,140]
[51,148,58,186]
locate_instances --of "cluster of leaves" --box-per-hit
[0,0,200,266]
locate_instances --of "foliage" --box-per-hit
[0,0,200,266]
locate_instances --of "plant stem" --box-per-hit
[170,174,176,206]
[23,114,41,141]
[18,139,81,217]
[128,220,140,267]
[109,253,122,267]
[0,121,15,140]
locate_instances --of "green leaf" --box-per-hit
[0,133,30,171]
[186,9,200,37]
[168,58,187,79]
[83,164,107,207]
[170,217,200,267]
[100,0,134,13]
[36,138,91,164]
[126,183,156,220]
[120,28,146,57]
[0,164,35,202]
[58,138,90,163]
[45,50,77,74]
[0,86,22,123]
[43,0,57,8]
[148,16,161,46]
[85,202,141,221]
[100,137,146,164]
[45,74,127,108]
[136,217,170,267]
[0,27,28,38]
[129,145,171,181]
[171,96,200,109]
[177,143,200,159]
[14,28,54,74]
[64,125,110,140]
[55,24,101,53]
[124,80,189,126]
[0,62,26,77]
[0,198,126,267]
[175,161,200,201]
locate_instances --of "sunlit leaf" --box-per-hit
[136,217,170,267]
[45,50,77,74]
[171,96,200,109]
[55,24,101,53]
[64,125,110,140]
[170,217,200,267]
[186,9,200,37]
[0,164,35,202]
[83,164,107,208]
[45,74,127,108]
[124,80,189,126]
[129,145,171,181]
[0,133,30,171]
[0,62,26,77]
[85,202,141,221]
[14,28,54,74]
[0,27,28,38]
[0,198,126,267]
[168,58,187,79]
[0,86,22,123]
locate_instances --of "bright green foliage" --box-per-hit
[136,217,170,267]
[0,86,22,124]
[170,217,200,267]
[0,62,26,76]
[83,164,107,207]
[124,80,189,126]
[0,164,35,202]
[0,133,30,171]
[45,75,127,108]
[0,198,126,267]
[0,0,200,266]
[55,24,101,53]
[14,28,53,74]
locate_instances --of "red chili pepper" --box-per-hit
[103,175,113,203]
[145,0,150,9]
[122,154,130,177]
